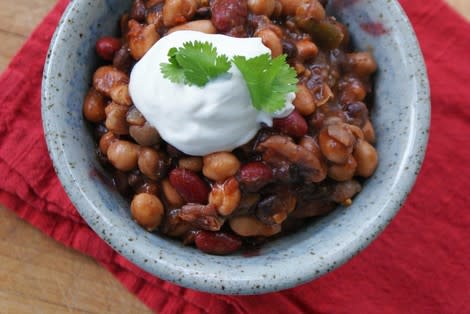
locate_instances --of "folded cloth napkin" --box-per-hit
[1,0,469,312]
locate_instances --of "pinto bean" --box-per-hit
[295,39,318,60]
[109,84,132,106]
[177,203,224,231]
[131,193,164,231]
[318,126,353,164]
[346,52,377,77]
[353,139,378,177]
[209,177,241,216]
[248,0,275,16]
[258,135,326,182]
[93,66,129,96]
[229,216,281,237]
[178,157,203,172]
[128,20,160,60]
[293,84,315,116]
[105,102,129,135]
[168,20,216,34]
[107,140,139,171]
[328,155,357,181]
[99,131,118,155]
[126,106,145,126]
[162,179,185,208]
[362,119,376,144]
[163,0,198,27]
[138,147,167,180]
[255,28,283,57]
[83,88,106,123]
[203,152,240,182]
[129,123,161,146]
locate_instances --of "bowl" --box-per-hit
[42,0,430,294]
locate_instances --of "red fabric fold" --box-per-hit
[0,0,469,313]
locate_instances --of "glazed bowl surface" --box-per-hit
[42,0,430,294]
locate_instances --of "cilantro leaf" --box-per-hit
[160,41,231,87]
[233,54,298,113]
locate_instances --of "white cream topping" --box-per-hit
[129,31,295,156]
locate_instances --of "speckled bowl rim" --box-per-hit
[42,0,430,295]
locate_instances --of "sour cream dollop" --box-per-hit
[129,30,295,156]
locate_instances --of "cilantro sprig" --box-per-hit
[160,41,298,113]
[160,41,231,87]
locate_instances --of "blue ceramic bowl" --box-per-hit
[42,0,430,294]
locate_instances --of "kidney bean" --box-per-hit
[203,152,240,182]
[209,177,241,216]
[83,88,106,123]
[211,0,248,33]
[131,193,164,231]
[195,231,242,255]
[169,168,210,204]
[96,37,122,61]
[238,161,273,192]
[273,110,308,138]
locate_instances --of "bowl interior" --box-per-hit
[42,0,429,294]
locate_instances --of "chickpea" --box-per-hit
[138,147,163,180]
[203,152,240,181]
[178,157,203,172]
[83,88,106,123]
[99,131,118,155]
[295,39,318,61]
[168,20,216,34]
[255,28,283,57]
[209,177,241,216]
[318,127,352,164]
[131,193,164,231]
[362,119,376,144]
[353,139,378,177]
[328,155,357,181]
[162,179,185,208]
[128,20,160,60]
[129,123,161,146]
[293,84,315,116]
[346,52,377,77]
[109,84,132,106]
[229,216,281,237]
[163,0,198,27]
[107,140,139,171]
[248,0,276,16]
[105,102,129,135]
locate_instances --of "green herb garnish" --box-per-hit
[160,41,231,87]
[160,41,298,113]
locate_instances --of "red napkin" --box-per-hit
[1,0,469,312]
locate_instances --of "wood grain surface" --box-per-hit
[1,0,468,313]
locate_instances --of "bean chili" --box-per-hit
[83,0,378,255]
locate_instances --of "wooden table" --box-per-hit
[1,1,469,313]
